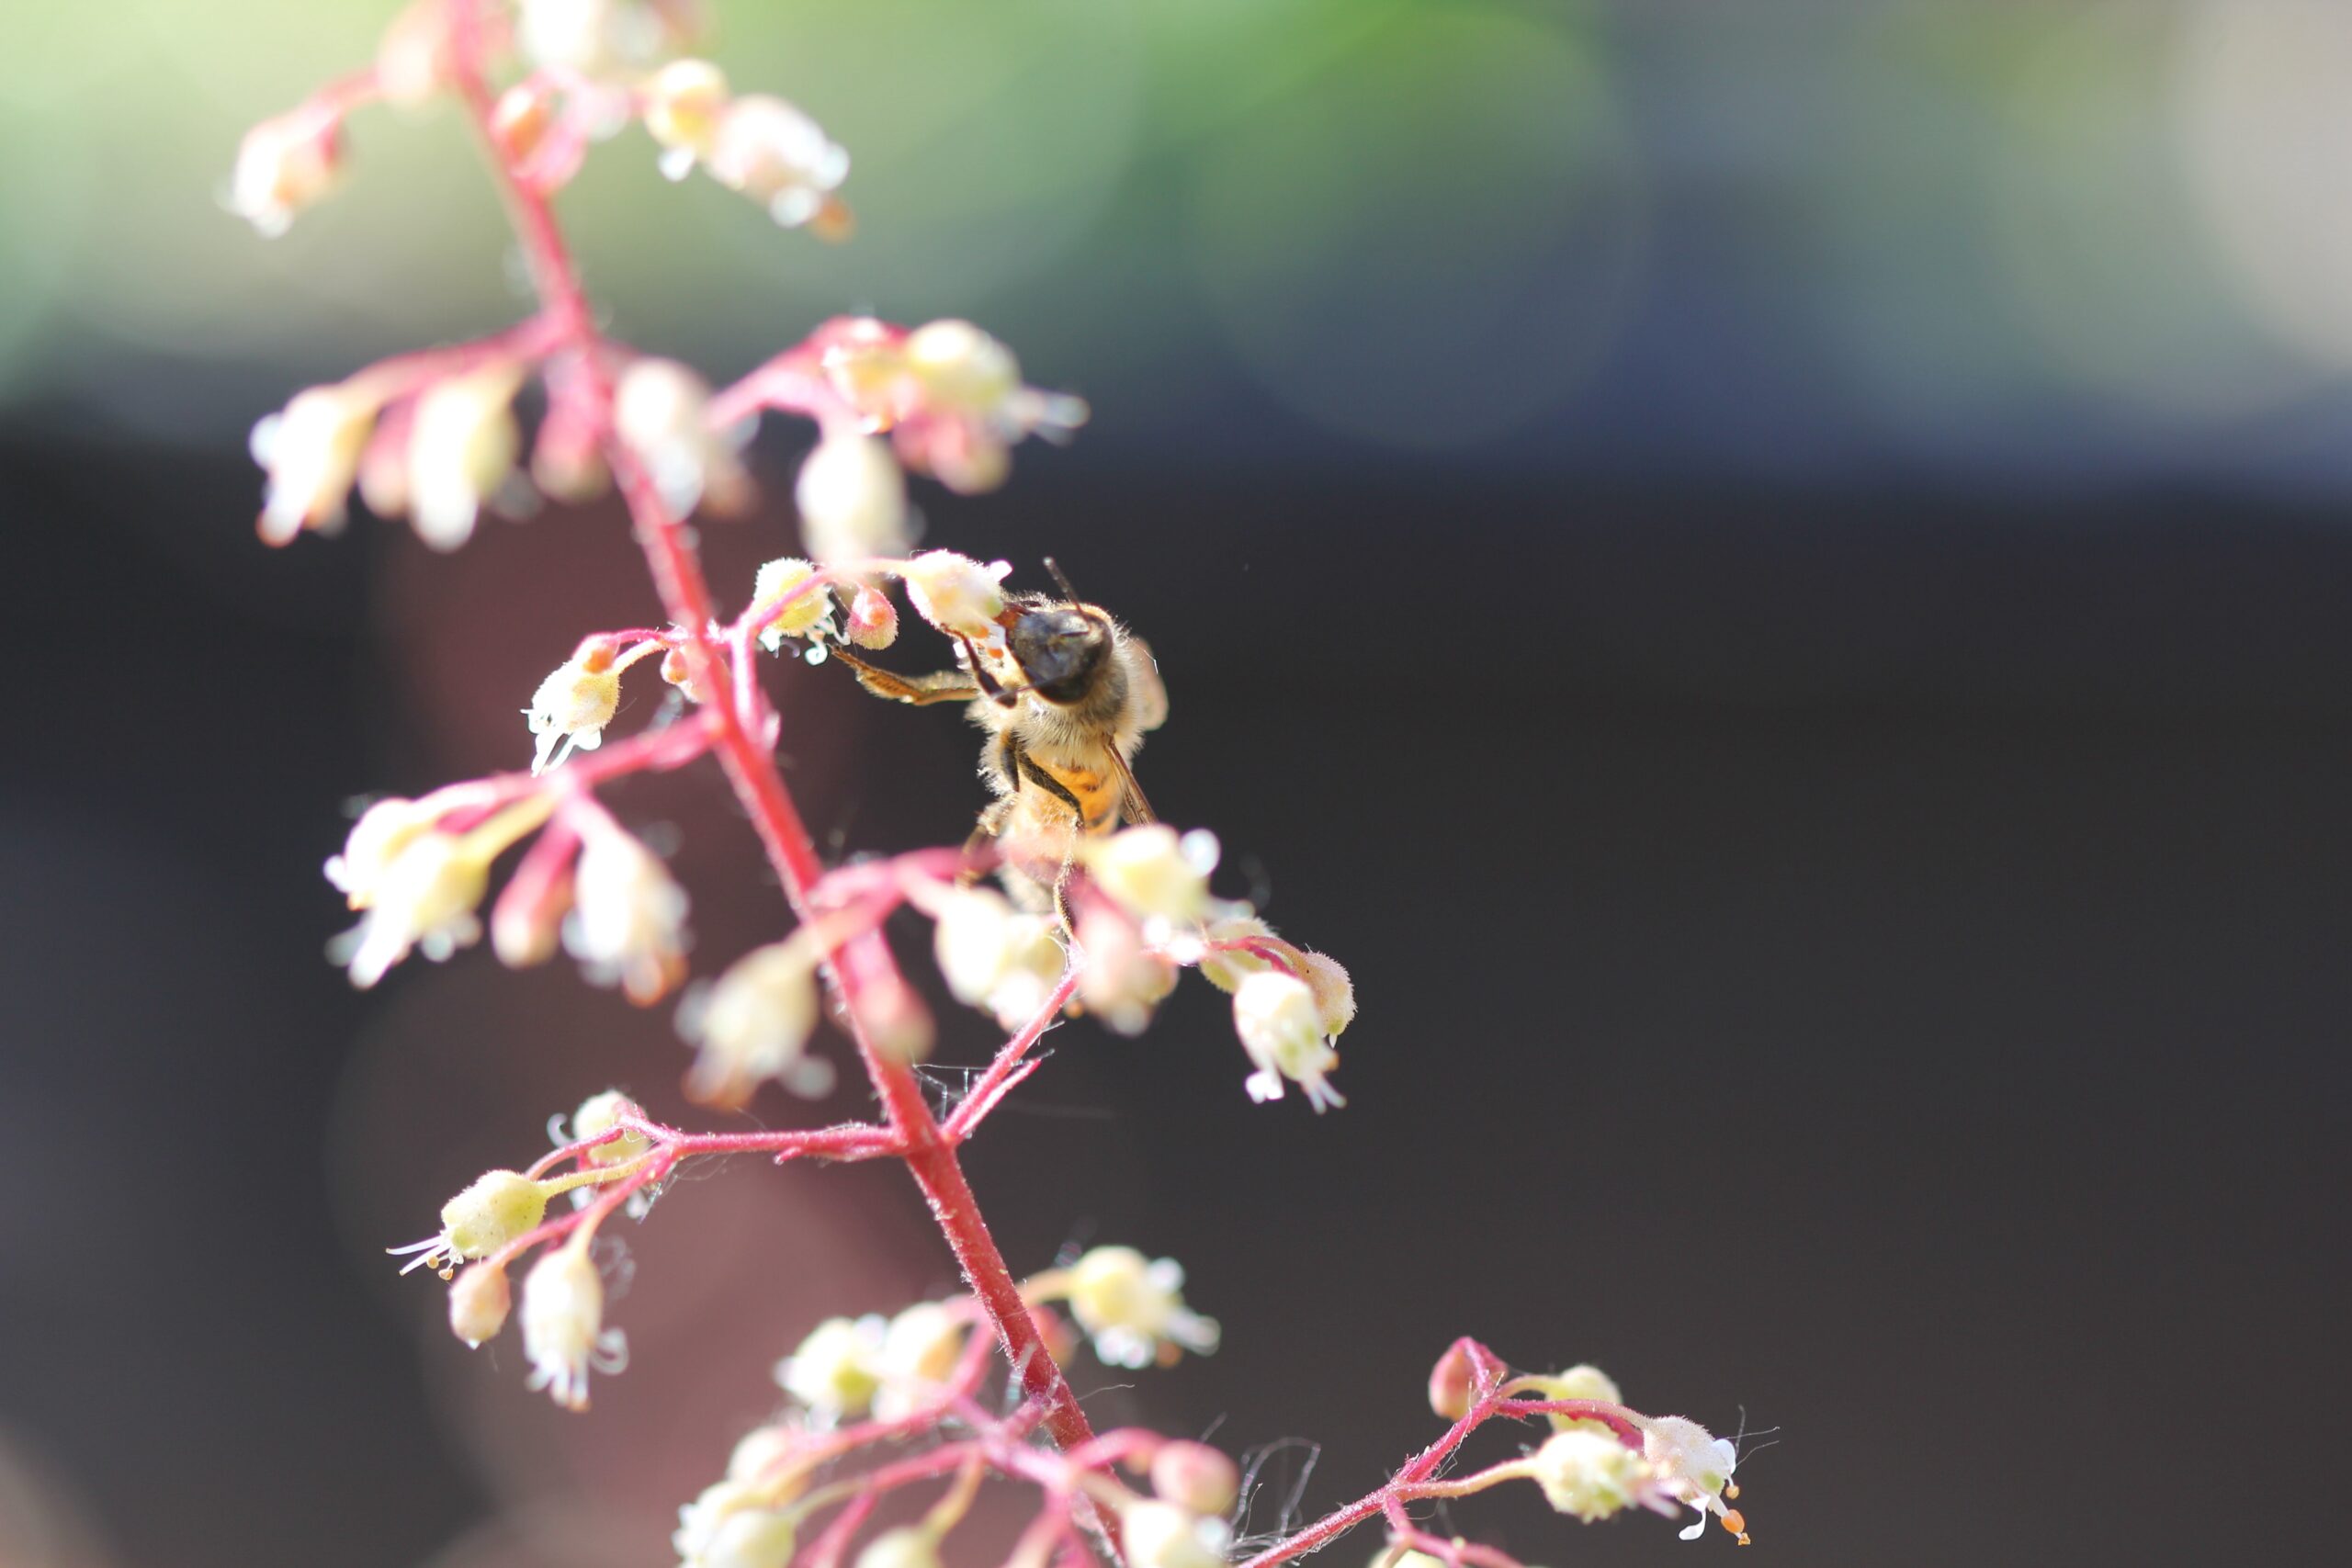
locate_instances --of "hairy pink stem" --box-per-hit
[440,0,1103,1480]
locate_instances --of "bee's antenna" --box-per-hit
[1041,556,1080,601]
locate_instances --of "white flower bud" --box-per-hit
[1532,1363,1623,1433]
[680,940,830,1109]
[1530,1429,1649,1522]
[708,94,849,227]
[645,58,731,165]
[725,1425,798,1485]
[877,1302,966,1397]
[1074,904,1176,1037]
[569,1089,652,1168]
[407,366,522,551]
[903,320,1021,415]
[1085,826,1216,924]
[325,795,437,909]
[1297,949,1355,1039]
[749,558,834,651]
[440,1169,550,1261]
[898,551,1011,640]
[776,1315,885,1421]
[253,383,374,545]
[1121,1502,1230,1568]
[448,1262,511,1347]
[795,434,908,564]
[526,646,622,774]
[616,357,748,517]
[931,886,1021,1006]
[516,0,668,76]
[564,827,691,1004]
[982,913,1068,1031]
[331,830,493,987]
[1066,1247,1219,1369]
[1150,1441,1240,1517]
[676,1481,798,1568]
[230,109,340,236]
[854,1528,942,1568]
[520,1243,626,1411]
[1232,971,1342,1111]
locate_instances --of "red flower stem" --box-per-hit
[440,0,1103,1481]
[944,969,1080,1141]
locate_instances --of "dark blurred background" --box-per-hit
[3,2,2348,1565]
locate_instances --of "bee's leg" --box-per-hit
[828,646,983,706]
[959,801,1012,888]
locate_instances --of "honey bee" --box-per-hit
[831,562,1168,918]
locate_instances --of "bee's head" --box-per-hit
[1008,603,1113,704]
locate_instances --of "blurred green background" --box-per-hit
[15,0,2352,477]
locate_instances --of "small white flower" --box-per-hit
[252,382,375,545]
[564,826,691,1004]
[853,1527,942,1568]
[725,1425,800,1485]
[386,1168,550,1277]
[616,357,750,517]
[1084,826,1217,924]
[930,886,1021,1006]
[707,94,848,227]
[776,1315,886,1422]
[903,320,1023,416]
[325,795,438,908]
[329,829,493,987]
[1633,1416,1743,1541]
[1120,1501,1230,1568]
[981,913,1068,1032]
[1232,970,1344,1111]
[407,367,522,551]
[1066,1246,1219,1369]
[516,0,669,76]
[1073,904,1177,1037]
[898,551,1011,641]
[564,1089,652,1168]
[230,108,340,236]
[520,1243,627,1411]
[872,1302,966,1417]
[678,940,832,1108]
[795,434,909,565]
[748,558,836,652]
[447,1262,511,1347]
[644,58,731,170]
[1529,1428,1651,1522]
[526,648,622,774]
[674,1480,798,1568]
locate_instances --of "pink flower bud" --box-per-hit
[1428,1339,1477,1419]
[1150,1441,1240,1517]
[449,1263,512,1348]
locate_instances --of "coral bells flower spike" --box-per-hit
[1064,1246,1219,1368]
[520,1241,628,1411]
[406,364,524,550]
[677,939,832,1107]
[563,822,691,1004]
[898,551,1012,641]
[387,1168,551,1277]
[795,434,910,565]
[252,382,376,545]
[1631,1416,1747,1543]
[707,94,849,228]
[1529,1428,1651,1523]
[1233,969,1344,1110]
[526,643,623,774]
[229,107,341,236]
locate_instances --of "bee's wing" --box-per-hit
[1108,745,1158,826]
[1125,637,1170,732]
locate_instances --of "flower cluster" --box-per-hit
[240,9,1751,1568]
